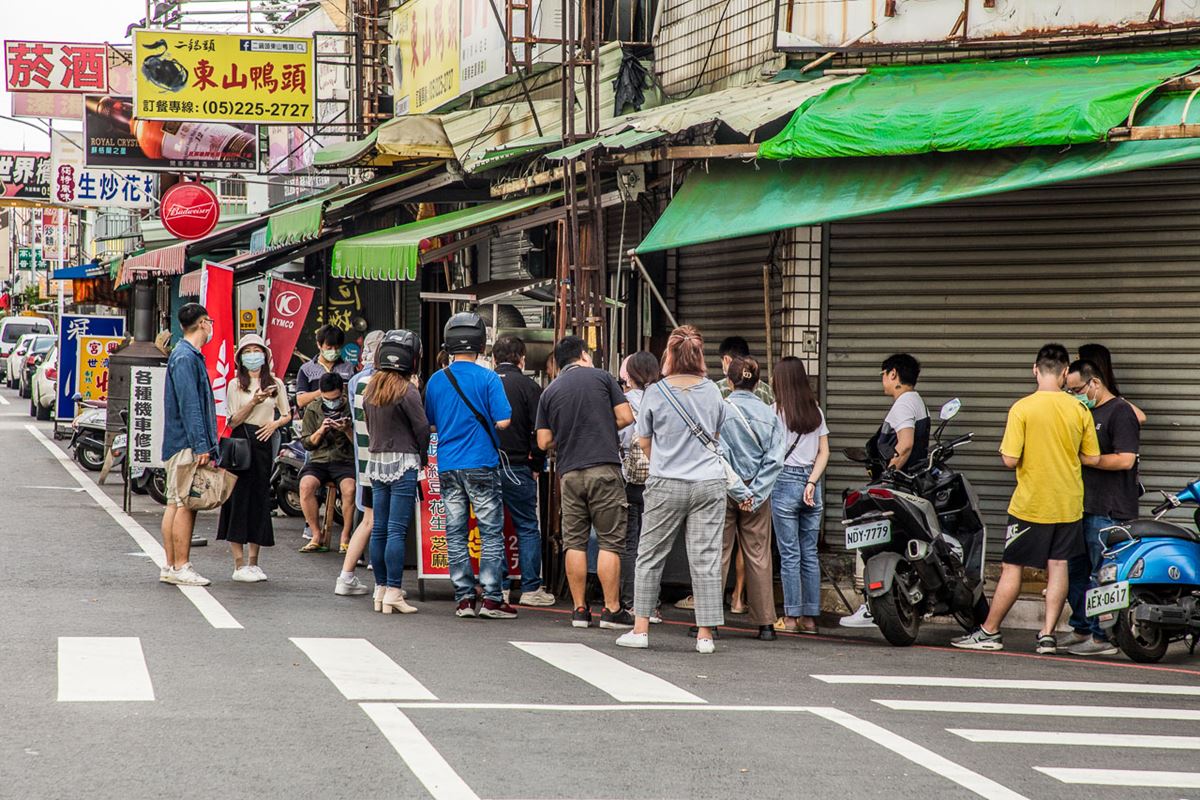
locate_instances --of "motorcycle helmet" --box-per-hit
[375,329,421,373]
[443,312,486,355]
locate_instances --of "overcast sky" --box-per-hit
[1,1,150,151]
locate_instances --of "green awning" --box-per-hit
[265,199,324,246]
[759,49,1200,160]
[471,136,562,172]
[314,129,379,168]
[545,129,665,160]
[640,93,1200,253]
[331,191,564,281]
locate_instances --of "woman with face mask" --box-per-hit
[216,334,292,582]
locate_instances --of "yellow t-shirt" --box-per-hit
[999,390,1100,524]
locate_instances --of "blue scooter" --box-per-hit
[1088,480,1200,663]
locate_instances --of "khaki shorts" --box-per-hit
[165,448,199,507]
[560,464,627,553]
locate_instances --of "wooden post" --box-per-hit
[763,264,774,384]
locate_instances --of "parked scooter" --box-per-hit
[841,399,989,646]
[1089,482,1200,662]
[68,399,166,504]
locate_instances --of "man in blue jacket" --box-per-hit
[160,302,219,587]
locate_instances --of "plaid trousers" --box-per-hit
[634,476,727,628]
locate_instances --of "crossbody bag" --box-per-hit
[656,381,744,491]
[442,366,501,455]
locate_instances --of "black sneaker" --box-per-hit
[571,606,592,628]
[455,599,477,618]
[478,599,518,619]
[1035,634,1058,655]
[599,607,635,629]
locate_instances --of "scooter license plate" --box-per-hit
[846,520,892,549]
[1085,581,1130,617]
[113,434,127,451]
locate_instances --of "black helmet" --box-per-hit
[375,329,421,373]
[443,312,486,355]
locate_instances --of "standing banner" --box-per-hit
[56,314,124,419]
[75,335,123,403]
[416,434,521,581]
[263,276,315,377]
[200,261,236,428]
[129,365,166,469]
[132,29,315,125]
[51,130,155,209]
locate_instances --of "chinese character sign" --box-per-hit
[76,335,123,403]
[12,44,131,119]
[17,247,43,272]
[416,434,522,580]
[460,0,507,96]
[391,0,460,115]
[57,315,124,419]
[133,30,315,124]
[41,209,67,262]
[5,40,108,93]
[129,366,166,470]
[0,151,50,201]
[51,130,155,209]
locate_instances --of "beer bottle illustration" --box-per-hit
[86,96,255,164]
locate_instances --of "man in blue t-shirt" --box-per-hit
[424,312,514,619]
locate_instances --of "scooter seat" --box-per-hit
[1116,519,1200,543]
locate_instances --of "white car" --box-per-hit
[29,344,56,421]
[5,333,38,389]
[0,316,53,360]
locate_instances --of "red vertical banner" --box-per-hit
[264,276,315,378]
[200,261,236,430]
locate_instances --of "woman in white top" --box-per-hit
[216,334,290,582]
[769,357,829,635]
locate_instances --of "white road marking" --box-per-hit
[27,424,242,630]
[814,674,1200,697]
[291,638,437,701]
[808,707,1029,800]
[392,702,801,711]
[1034,767,1200,788]
[21,484,88,492]
[511,642,705,704]
[950,729,1200,749]
[361,703,480,800]
[0,393,10,405]
[57,637,154,702]
[876,699,1200,721]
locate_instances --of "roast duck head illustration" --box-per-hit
[141,39,188,92]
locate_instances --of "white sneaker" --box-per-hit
[335,574,371,596]
[649,607,663,624]
[518,588,556,607]
[502,588,511,605]
[696,637,716,654]
[250,566,267,582]
[616,631,648,649]
[159,566,173,583]
[302,525,313,540]
[173,563,211,587]
[232,566,257,583]
[840,603,877,628]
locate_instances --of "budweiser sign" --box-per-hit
[160,181,220,240]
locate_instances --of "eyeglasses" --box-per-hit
[1064,382,1089,395]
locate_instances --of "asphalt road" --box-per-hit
[3,385,1200,800]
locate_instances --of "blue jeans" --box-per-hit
[501,465,542,592]
[442,468,506,603]
[369,471,419,589]
[1067,513,1116,641]
[770,466,823,618]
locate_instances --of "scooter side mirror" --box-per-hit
[940,398,961,421]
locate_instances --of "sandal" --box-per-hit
[338,543,349,555]
[772,617,802,633]
[299,541,326,553]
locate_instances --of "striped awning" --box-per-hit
[114,243,188,286]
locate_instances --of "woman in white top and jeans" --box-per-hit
[769,356,829,634]
[617,326,727,654]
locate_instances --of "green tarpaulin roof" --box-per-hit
[331,191,564,281]
[639,93,1200,253]
[759,49,1200,160]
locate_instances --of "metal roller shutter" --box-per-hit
[823,164,1200,558]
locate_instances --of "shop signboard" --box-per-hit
[133,29,315,125]
[160,182,220,240]
[51,131,156,209]
[41,209,66,263]
[416,434,521,581]
[390,0,461,115]
[12,45,132,119]
[76,335,123,403]
[4,40,107,93]
[56,314,125,419]
[459,0,507,95]
[0,151,50,201]
[129,365,166,470]
[17,247,43,272]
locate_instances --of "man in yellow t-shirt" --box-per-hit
[953,344,1100,655]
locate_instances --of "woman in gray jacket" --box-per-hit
[719,356,786,640]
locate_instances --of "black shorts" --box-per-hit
[300,461,357,487]
[361,485,373,510]
[1002,515,1084,568]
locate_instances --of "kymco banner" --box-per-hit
[200,261,236,430]
[264,277,314,377]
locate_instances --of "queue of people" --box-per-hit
[156,299,1142,657]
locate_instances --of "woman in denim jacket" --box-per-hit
[718,356,787,640]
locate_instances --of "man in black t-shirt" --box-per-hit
[536,336,634,630]
[1064,359,1140,656]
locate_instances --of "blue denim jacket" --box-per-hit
[720,389,786,510]
[162,339,218,462]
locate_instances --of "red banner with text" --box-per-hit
[200,261,236,430]
[264,276,315,378]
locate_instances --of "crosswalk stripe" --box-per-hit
[950,729,1200,750]
[361,703,480,800]
[876,699,1200,721]
[511,642,706,704]
[813,674,1200,697]
[291,638,438,701]
[57,637,154,702]
[1034,767,1200,788]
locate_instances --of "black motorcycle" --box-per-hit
[841,399,989,646]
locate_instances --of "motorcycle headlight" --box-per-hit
[1129,558,1145,580]
[1098,563,1118,583]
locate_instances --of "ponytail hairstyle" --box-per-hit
[772,356,822,435]
[661,325,707,378]
[725,355,759,392]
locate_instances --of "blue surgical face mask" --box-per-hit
[322,397,342,410]
[241,352,265,370]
